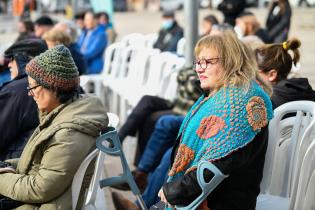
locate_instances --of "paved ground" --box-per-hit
[1,6,315,210]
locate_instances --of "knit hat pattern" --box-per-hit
[26,45,79,91]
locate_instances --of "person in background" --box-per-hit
[0,45,108,209]
[255,38,315,108]
[266,0,291,43]
[235,11,271,43]
[47,22,87,75]
[158,31,273,210]
[34,15,54,38]
[217,0,246,26]
[96,11,117,44]
[16,18,36,41]
[0,39,48,161]
[153,10,183,52]
[200,14,219,37]
[74,11,86,38]
[77,11,107,74]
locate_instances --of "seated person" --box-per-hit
[96,11,117,44]
[159,30,273,210]
[34,16,54,38]
[0,45,108,209]
[153,10,183,52]
[235,11,271,43]
[255,37,315,108]
[77,11,108,74]
[43,28,87,75]
[200,15,219,37]
[0,39,48,160]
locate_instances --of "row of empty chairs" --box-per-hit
[80,33,186,122]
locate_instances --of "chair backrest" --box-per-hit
[144,33,158,48]
[291,122,315,210]
[157,55,186,100]
[176,160,228,210]
[261,101,315,197]
[176,37,185,56]
[71,113,119,210]
[102,42,125,78]
[121,33,146,48]
[292,140,315,210]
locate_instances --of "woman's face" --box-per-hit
[195,47,223,91]
[27,76,60,113]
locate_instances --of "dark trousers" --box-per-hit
[0,196,23,210]
[118,95,174,165]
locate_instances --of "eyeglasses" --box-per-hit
[194,57,220,70]
[27,84,41,96]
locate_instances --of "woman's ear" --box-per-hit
[267,69,278,82]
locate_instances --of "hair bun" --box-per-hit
[287,38,301,50]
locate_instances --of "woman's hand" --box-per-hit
[158,188,174,208]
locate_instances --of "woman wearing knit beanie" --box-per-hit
[0,45,108,209]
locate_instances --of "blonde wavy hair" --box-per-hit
[42,29,71,47]
[194,31,257,92]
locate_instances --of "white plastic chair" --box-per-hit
[261,101,315,195]
[291,122,315,210]
[71,113,119,210]
[120,33,146,48]
[257,101,315,210]
[157,55,186,101]
[80,42,124,105]
[176,37,185,56]
[144,33,158,48]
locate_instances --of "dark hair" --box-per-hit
[20,19,34,32]
[255,38,301,82]
[35,16,54,26]
[40,83,80,103]
[203,15,219,25]
[74,11,86,20]
[96,12,109,21]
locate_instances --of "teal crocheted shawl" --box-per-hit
[167,81,273,182]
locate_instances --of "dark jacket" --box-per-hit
[272,78,315,109]
[266,1,292,43]
[255,28,272,44]
[163,126,269,210]
[68,43,87,75]
[217,0,246,26]
[0,75,38,161]
[153,21,183,52]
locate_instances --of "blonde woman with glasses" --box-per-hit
[158,31,273,210]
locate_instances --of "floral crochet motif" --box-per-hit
[196,116,226,139]
[246,96,268,131]
[169,144,195,176]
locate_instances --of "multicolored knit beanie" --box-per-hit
[25,44,79,91]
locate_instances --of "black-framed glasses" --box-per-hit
[194,57,220,70]
[27,84,41,96]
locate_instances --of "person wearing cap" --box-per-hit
[153,10,183,52]
[0,39,48,161]
[0,45,108,209]
[34,15,54,38]
[217,0,246,26]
